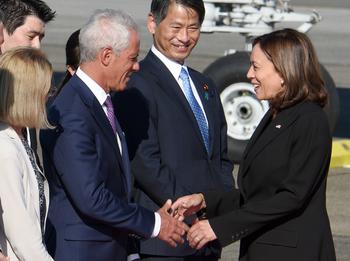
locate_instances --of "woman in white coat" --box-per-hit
[0,47,53,261]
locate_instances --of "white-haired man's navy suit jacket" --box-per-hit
[41,74,155,261]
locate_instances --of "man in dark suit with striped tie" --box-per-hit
[114,0,235,260]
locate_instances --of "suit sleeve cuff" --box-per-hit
[151,212,161,238]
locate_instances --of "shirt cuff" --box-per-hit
[127,253,140,261]
[151,212,161,238]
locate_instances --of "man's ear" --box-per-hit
[147,13,157,34]
[100,47,113,67]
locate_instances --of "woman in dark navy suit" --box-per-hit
[172,28,336,261]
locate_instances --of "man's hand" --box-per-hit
[187,220,217,250]
[171,193,206,220]
[157,199,189,247]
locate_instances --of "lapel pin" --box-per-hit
[275,124,282,129]
[203,84,209,100]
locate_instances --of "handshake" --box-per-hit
[156,193,217,250]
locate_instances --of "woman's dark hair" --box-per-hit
[253,28,327,113]
[65,29,80,70]
[56,29,80,96]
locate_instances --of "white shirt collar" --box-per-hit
[151,45,188,81]
[76,67,108,105]
[150,46,208,125]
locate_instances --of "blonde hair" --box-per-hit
[0,47,53,128]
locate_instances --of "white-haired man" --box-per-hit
[40,9,188,261]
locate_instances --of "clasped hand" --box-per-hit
[170,194,217,250]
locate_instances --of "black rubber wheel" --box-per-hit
[204,52,339,163]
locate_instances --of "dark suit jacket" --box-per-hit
[114,51,234,257]
[40,74,155,261]
[204,101,336,261]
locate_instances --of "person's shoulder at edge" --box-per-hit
[0,124,20,148]
[0,135,20,158]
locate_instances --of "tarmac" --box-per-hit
[43,0,350,260]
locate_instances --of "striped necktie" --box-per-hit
[104,96,117,135]
[104,95,131,200]
[179,67,209,153]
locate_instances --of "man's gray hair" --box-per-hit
[79,9,138,63]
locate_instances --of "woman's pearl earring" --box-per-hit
[281,80,284,86]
